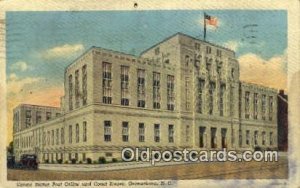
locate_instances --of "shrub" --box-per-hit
[112,158,118,163]
[64,160,69,164]
[71,158,77,164]
[254,146,262,151]
[79,161,82,164]
[98,157,106,164]
[93,160,98,164]
[87,158,92,164]
[57,159,63,164]
[45,159,49,164]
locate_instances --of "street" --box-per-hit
[7,157,288,180]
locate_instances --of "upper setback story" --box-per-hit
[13,104,61,133]
[141,33,241,118]
[63,33,241,115]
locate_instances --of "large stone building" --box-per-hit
[12,33,279,163]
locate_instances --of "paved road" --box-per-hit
[7,157,288,180]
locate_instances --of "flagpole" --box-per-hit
[204,12,207,41]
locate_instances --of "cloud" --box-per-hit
[7,73,43,94]
[238,52,287,91]
[223,40,240,51]
[41,43,84,59]
[10,61,29,72]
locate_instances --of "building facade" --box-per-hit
[13,33,278,163]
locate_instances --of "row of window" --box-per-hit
[155,44,223,57]
[69,64,88,111]
[246,130,274,146]
[43,153,86,162]
[102,62,175,110]
[245,92,274,121]
[41,121,87,146]
[199,127,227,148]
[103,121,175,143]
[22,110,61,128]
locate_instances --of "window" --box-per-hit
[75,69,80,108]
[122,122,129,142]
[221,128,227,148]
[195,43,201,50]
[51,130,54,145]
[262,131,266,145]
[168,125,174,143]
[43,132,46,146]
[76,124,79,143]
[167,75,175,111]
[56,129,59,145]
[245,91,250,119]
[216,61,222,77]
[61,128,64,144]
[199,127,206,148]
[104,121,111,142]
[216,49,222,57]
[69,75,73,110]
[206,46,212,54]
[185,77,190,110]
[121,66,130,106]
[246,130,250,145]
[185,55,190,66]
[36,111,42,124]
[13,111,19,132]
[211,128,217,148]
[25,110,31,127]
[209,82,215,115]
[186,125,190,142]
[103,62,112,104]
[138,123,145,142]
[69,125,72,144]
[197,79,205,113]
[262,95,266,120]
[269,96,273,121]
[220,84,226,116]
[155,47,160,55]
[254,131,258,145]
[153,72,161,109]
[253,93,258,119]
[137,69,146,108]
[82,65,87,105]
[83,121,87,142]
[154,124,160,142]
[46,112,51,120]
[231,68,235,78]
[270,132,273,145]
[206,58,212,77]
[56,113,61,117]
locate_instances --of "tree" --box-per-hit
[7,141,13,155]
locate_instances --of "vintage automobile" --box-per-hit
[11,154,39,170]
[7,155,15,169]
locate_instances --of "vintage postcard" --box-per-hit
[0,0,299,187]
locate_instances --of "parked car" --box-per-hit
[7,156,15,169]
[12,154,39,170]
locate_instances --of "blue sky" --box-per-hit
[6,10,287,86]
